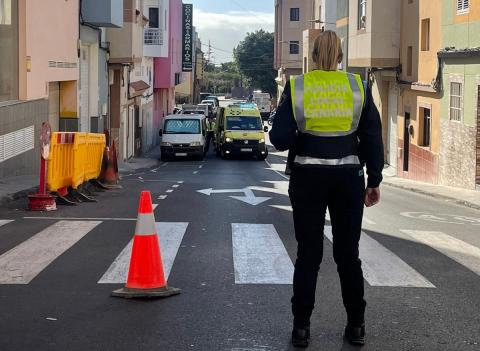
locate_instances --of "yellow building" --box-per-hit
[397,0,442,184]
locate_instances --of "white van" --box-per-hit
[252,91,272,120]
[160,114,206,161]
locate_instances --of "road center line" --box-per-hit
[0,221,101,284]
[24,217,137,221]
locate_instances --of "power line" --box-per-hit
[229,0,269,22]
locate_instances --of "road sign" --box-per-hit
[197,187,271,206]
[40,122,51,160]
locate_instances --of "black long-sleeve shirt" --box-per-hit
[270,80,384,188]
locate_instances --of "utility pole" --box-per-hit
[206,40,212,65]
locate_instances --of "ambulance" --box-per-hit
[215,106,268,160]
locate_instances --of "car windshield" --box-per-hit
[183,110,205,115]
[164,119,200,134]
[226,116,262,131]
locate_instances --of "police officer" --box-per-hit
[270,31,383,348]
[204,117,216,156]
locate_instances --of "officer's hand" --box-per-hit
[364,187,380,207]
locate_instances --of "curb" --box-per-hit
[382,179,480,211]
[0,186,38,206]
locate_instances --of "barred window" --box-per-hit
[450,82,462,122]
[457,0,469,13]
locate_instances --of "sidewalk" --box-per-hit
[0,147,162,205]
[118,146,161,174]
[0,175,38,205]
[382,166,480,210]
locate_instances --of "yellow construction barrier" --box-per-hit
[85,133,106,181]
[47,132,106,192]
[47,133,76,192]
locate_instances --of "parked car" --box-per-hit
[159,114,207,161]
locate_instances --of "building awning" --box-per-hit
[129,80,150,97]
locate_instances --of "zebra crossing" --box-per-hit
[0,218,480,287]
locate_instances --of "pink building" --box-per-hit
[153,0,183,125]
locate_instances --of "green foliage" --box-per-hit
[200,63,241,94]
[235,29,276,95]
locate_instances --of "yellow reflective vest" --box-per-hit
[291,70,365,137]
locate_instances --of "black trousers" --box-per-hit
[288,166,367,328]
[204,131,215,155]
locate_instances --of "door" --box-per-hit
[128,105,135,159]
[476,86,480,189]
[403,112,410,172]
[79,45,90,132]
[387,82,398,169]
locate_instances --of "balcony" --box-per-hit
[81,0,123,28]
[144,28,163,46]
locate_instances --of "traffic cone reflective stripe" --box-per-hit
[111,191,181,298]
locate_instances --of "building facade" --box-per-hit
[439,0,480,190]
[0,0,79,178]
[107,0,149,160]
[153,0,183,127]
[274,0,336,98]
[396,0,442,184]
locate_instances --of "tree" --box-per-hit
[235,30,276,96]
[200,62,241,94]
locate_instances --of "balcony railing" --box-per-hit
[144,28,163,46]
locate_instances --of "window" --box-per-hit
[149,8,159,28]
[420,108,431,147]
[226,116,263,131]
[457,0,469,13]
[450,82,463,121]
[0,0,18,102]
[290,41,299,55]
[358,0,366,29]
[164,119,200,134]
[421,19,430,51]
[407,46,413,76]
[290,8,300,21]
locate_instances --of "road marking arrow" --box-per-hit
[197,187,271,206]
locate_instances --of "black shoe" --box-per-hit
[344,324,366,346]
[292,326,310,348]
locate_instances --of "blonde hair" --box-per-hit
[312,30,343,71]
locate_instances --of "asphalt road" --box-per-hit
[0,145,479,351]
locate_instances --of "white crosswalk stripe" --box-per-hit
[0,221,101,284]
[232,223,294,284]
[402,230,480,276]
[325,226,435,288]
[98,222,189,284]
[0,220,14,228]
[1,219,479,288]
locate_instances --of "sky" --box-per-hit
[187,0,275,64]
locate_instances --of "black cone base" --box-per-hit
[111,286,181,299]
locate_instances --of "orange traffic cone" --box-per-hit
[98,146,122,189]
[111,191,181,298]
